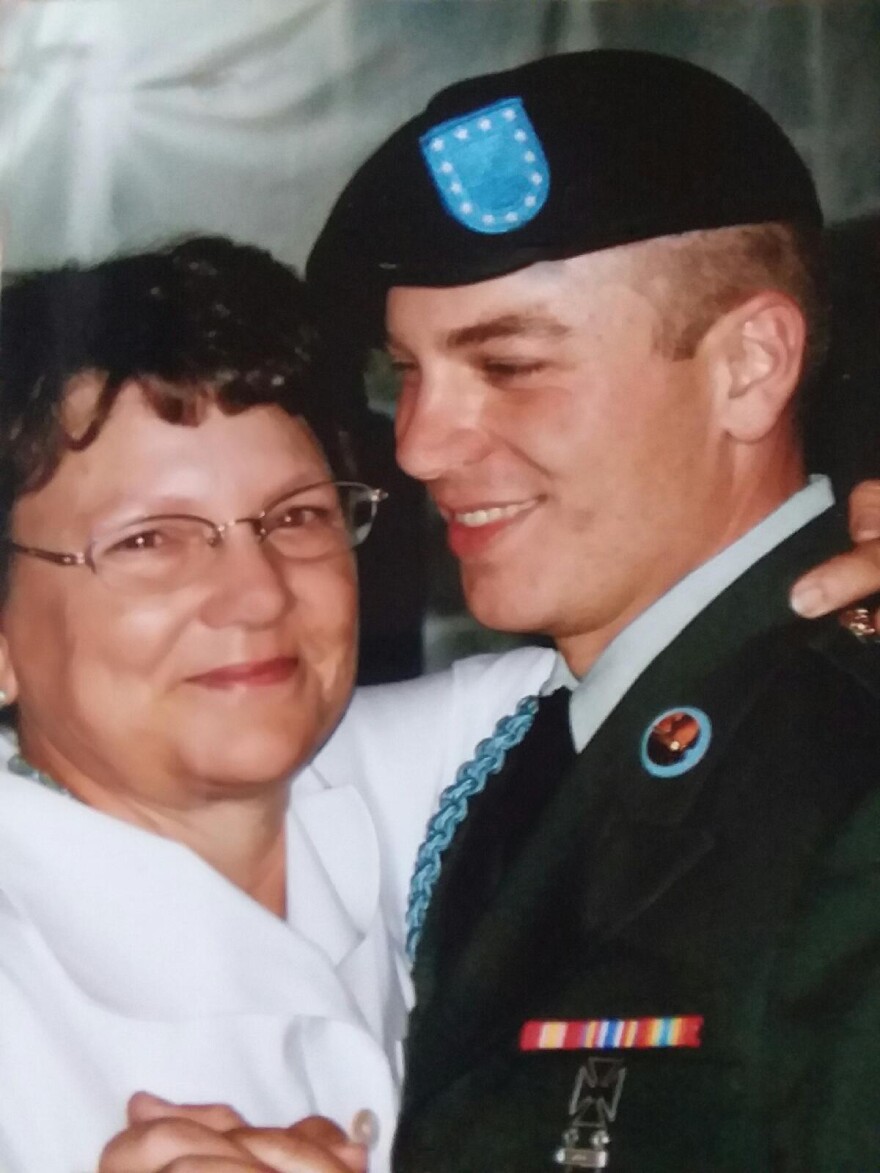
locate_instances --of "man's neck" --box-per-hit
[558,463,807,678]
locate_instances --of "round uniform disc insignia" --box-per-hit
[640,707,712,778]
[419,97,550,235]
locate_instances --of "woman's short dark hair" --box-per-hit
[0,235,358,559]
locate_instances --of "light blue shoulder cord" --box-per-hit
[404,694,540,962]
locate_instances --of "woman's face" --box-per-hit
[0,380,358,807]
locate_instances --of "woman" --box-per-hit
[0,236,402,1172]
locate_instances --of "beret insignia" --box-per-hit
[419,97,550,235]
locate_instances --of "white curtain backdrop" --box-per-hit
[1,0,878,275]
[0,0,561,271]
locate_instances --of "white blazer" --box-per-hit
[0,645,554,1173]
[0,750,404,1172]
[311,647,556,966]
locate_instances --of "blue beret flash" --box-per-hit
[419,98,549,236]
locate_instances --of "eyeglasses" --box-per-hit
[8,480,387,595]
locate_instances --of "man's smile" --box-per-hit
[437,497,541,558]
[441,499,538,528]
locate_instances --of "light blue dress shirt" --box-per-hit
[544,475,835,752]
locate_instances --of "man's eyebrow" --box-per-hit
[383,311,570,356]
[445,312,570,349]
[384,335,411,355]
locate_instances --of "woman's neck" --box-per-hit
[131,795,290,917]
[11,728,291,917]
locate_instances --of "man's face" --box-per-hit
[387,248,731,669]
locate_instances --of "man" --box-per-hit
[305,49,880,1172]
[97,45,880,1173]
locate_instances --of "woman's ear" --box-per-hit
[699,291,807,443]
[0,617,20,707]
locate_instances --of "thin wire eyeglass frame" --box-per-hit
[6,480,388,593]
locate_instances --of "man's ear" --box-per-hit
[699,291,806,442]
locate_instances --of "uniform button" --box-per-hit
[350,1107,380,1149]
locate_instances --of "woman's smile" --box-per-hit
[186,655,300,689]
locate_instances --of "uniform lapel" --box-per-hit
[405,506,847,1107]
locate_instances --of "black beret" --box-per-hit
[307,49,822,343]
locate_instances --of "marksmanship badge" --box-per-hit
[419,97,550,235]
[555,1058,626,1169]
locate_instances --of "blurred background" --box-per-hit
[1,0,878,680]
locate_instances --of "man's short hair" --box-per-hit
[640,222,828,388]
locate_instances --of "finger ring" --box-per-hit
[839,605,880,641]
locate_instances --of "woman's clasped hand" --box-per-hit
[99,1094,366,1173]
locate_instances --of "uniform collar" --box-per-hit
[545,475,835,751]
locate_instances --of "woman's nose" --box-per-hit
[199,524,292,629]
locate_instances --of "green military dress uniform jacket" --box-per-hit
[394,507,880,1173]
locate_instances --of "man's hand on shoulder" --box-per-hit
[98,1092,368,1173]
[791,480,880,623]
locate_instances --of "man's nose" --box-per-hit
[394,381,490,483]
